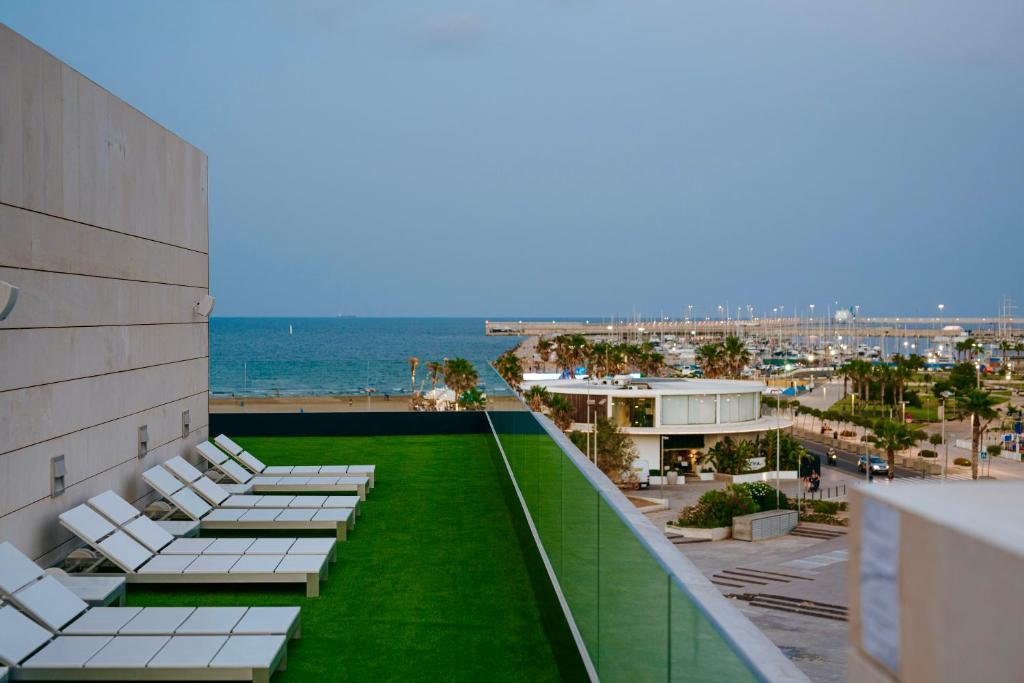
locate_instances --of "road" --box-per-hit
[798,437,929,481]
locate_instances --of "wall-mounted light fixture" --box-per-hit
[181,410,191,439]
[0,280,18,321]
[138,425,149,458]
[51,455,66,496]
[193,294,215,318]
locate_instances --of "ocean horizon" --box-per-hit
[210,317,525,397]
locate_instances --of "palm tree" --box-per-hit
[553,334,589,378]
[459,386,487,411]
[408,356,419,395]
[721,335,751,378]
[536,337,553,364]
[959,389,1000,480]
[696,343,724,378]
[523,385,550,411]
[426,361,444,392]
[494,350,523,392]
[956,337,978,361]
[638,350,666,377]
[890,357,914,408]
[442,358,478,410]
[867,419,926,480]
[544,394,575,430]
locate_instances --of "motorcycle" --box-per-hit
[827,448,837,466]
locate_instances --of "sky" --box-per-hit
[3,1,1022,319]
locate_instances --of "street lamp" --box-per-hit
[940,391,953,480]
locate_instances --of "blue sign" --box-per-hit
[1015,421,1022,435]
[980,449,988,461]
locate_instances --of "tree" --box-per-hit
[536,336,553,358]
[959,389,1000,480]
[553,334,589,378]
[494,350,523,392]
[426,361,444,392]
[408,356,419,396]
[459,386,487,411]
[696,343,724,378]
[867,419,926,480]
[569,416,638,483]
[544,394,575,431]
[928,432,943,447]
[721,335,751,378]
[706,437,757,475]
[758,430,810,472]
[523,385,550,411]
[948,362,978,394]
[442,358,479,410]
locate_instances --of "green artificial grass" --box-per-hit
[127,434,578,682]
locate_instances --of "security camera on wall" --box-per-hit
[0,281,18,321]
[194,294,215,318]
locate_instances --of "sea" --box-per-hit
[210,317,524,398]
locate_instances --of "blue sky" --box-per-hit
[3,1,1022,319]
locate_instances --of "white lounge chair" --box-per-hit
[143,465,353,541]
[59,493,331,598]
[214,434,377,488]
[0,542,301,642]
[0,602,288,683]
[160,456,361,521]
[195,442,369,501]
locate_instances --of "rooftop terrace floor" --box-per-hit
[126,434,579,682]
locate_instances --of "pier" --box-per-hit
[485,317,1023,343]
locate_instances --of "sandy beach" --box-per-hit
[210,394,523,413]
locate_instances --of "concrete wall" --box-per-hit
[848,483,1024,683]
[0,24,209,563]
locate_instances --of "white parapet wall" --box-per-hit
[0,24,209,563]
[848,482,1024,683]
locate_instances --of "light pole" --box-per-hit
[940,391,952,480]
[775,394,782,509]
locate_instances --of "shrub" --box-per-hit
[739,481,791,512]
[804,499,841,515]
[919,449,938,458]
[676,485,758,528]
[799,512,849,527]
[953,457,971,467]
[987,445,1002,458]
[929,433,944,446]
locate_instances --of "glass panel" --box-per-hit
[661,396,689,425]
[669,579,759,683]
[598,502,670,680]
[611,397,655,428]
[489,409,761,681]
[688,395,717,424]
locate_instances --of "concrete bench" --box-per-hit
[732,509,799,541]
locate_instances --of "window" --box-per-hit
[661,395,716,425]
[721,393,758,423]
[611,397,655,428]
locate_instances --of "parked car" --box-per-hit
[631,458,650,489]
[858,455,889,475]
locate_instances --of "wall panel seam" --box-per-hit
[0,424,210,521]
[0,389,210,458]
[0,322,208,331]
[0,353,210,395]
[0,265,208,289]
[0,200,209,255]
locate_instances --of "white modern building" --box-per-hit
[523,377,791,473]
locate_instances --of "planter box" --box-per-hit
[649,476,685,486]
[732,509,799,541]
[664,524,731,541]
[697,472,715,481]
[714,471,798,484]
